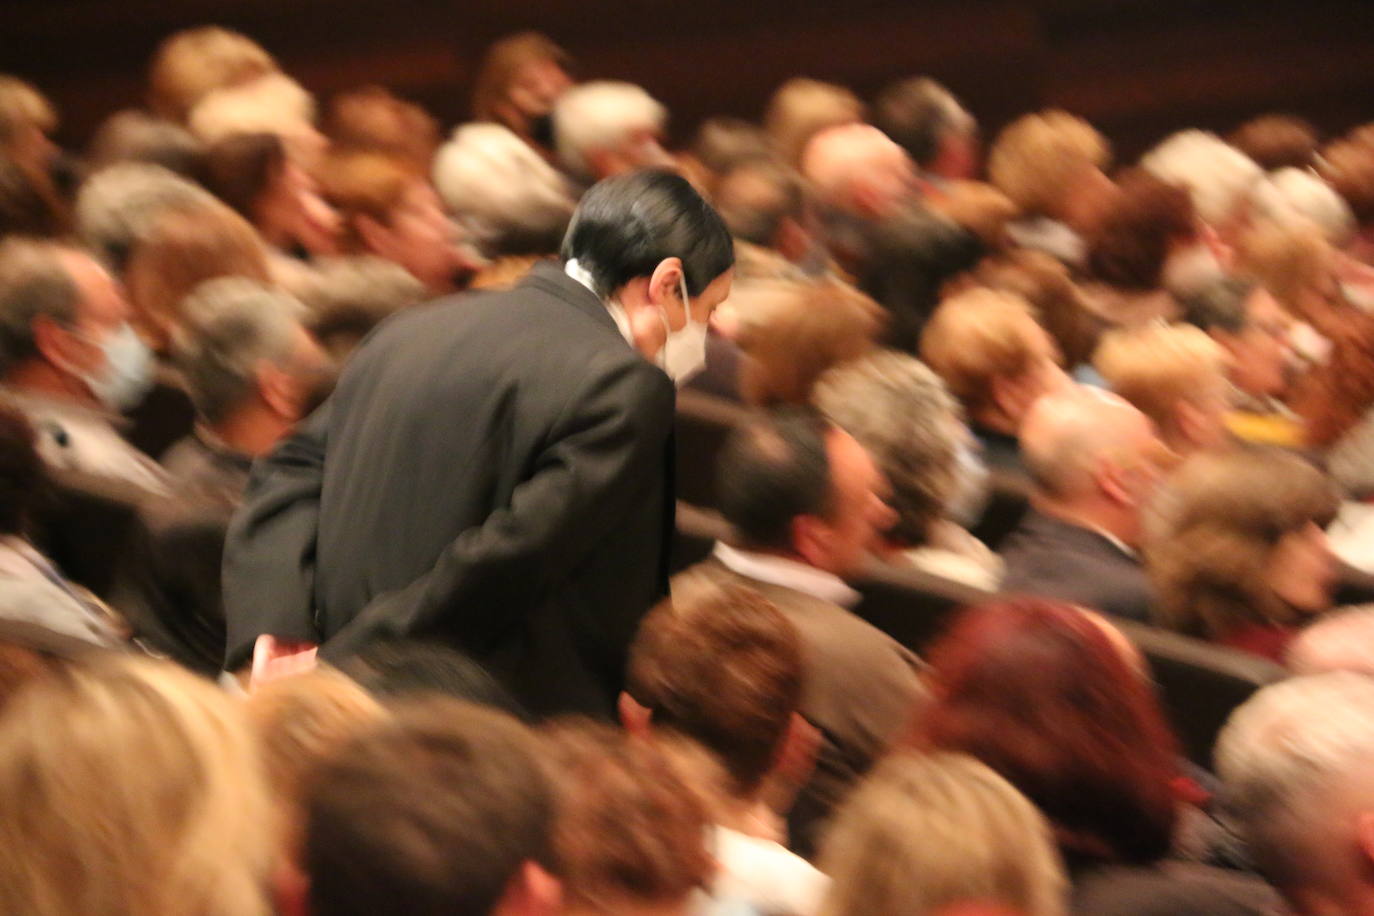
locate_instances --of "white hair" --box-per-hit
[553,80,667,179]
[1286,605,1374,676]
[188,73,317,146]
[1252,167,1356,246]
[75,162,221,267]
[1215,672,1374,882]
[1140,130,1264,227]
[172,276,308,423]
[432,123,575,253]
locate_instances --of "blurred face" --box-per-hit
[368,181,471,293]
[994,323,1070,429]
[260,161,341,257]
[804,430,897,576]
[1266,522,1336,616]
[55,252,131,383]
[503,58,573,126]
[853,142,918,219]
[1227,288,1291,398]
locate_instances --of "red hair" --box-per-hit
[911,598,1180,865]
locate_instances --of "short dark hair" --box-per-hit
[0,239,79,377]
[716,408,834,551]
[714,157,805,246]
[304,699,552,916]
[872,76,969,167]
[627,584,803,797]
[0,403,44,534]
[1180,276,1255,335]
[560,169,733,298]
[204,132,286,220]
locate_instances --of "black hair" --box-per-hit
[1180,276,1255,335]
[716,407,834,552]
[873,77,963,167]
[560,169,734,298]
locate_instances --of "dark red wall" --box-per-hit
[8,0,1374,160]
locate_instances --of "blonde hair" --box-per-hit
[920,287,1051,413]
[244,667,386,806]
[471,32,571,123]
[148,26,278,123]
[1093,322,1228,433]
[988,110,1110,215]
[737,277,883,406]
[764,77,864,166]
[819,751,1068,916]
[0,654,277,916]
[0,76,57,147]
[1234,218,1333,323]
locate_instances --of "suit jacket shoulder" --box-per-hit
[1000,509,1154,621]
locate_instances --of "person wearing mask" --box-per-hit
[223,170,734,717]
[0,238,163,494]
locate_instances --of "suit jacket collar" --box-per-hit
[1021,508,1138,563]
[521,260,624,339]
[711,542,861,607]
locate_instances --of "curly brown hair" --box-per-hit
[1145,448,1339,638]
[1087,170,1195,291]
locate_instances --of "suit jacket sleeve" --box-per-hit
[323,353,675,656]
[220,401,330,669]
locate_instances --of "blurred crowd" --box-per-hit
[3,23,1374,916]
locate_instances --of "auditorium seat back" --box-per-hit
[30,468,149,600]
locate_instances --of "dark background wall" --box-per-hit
[7,0,1374,160]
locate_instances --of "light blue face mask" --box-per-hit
[79,323,154,411]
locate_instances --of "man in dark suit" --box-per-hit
[222,171,735,716]
[672,408,922,856]
[1000,386,1173,622]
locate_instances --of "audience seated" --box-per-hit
[0,403,121,645]
[1179,276,1299,444]
[0,654,280,915]
[623,583,829,914]
[912,598,1281,916]
[1215,673,1374,916]
[204,131,341,261]
[818,751,1068,916]
[303,698,560,916]
[122,198,273,351]
[9,25,1374,915]
[124,278,325,671]
[0,238,166,494]
[920,287,1069,472]
[999,386,1171,621]
[871,76,980,185]
[735,276,882,406]
[673,408,922,856]
[815,349,1002,589]
[989,110,1115,267]
[553,80,672,183]
[470,31,574,157]
[319,150,473,294]
[1144,447,1341,662]
[1092,323,1231,457]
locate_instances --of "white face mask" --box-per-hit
[946,434,991,528]
[656,274,708,387]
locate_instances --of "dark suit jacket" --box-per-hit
[672,555,926,857]
[222,263,676,716]
[999,507,1154,622]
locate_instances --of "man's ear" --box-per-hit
[31,314,89,372]
[770,712,820,793]
[647,257,685,308]
[1094,456,1138,508]
[272,858,311,916]
[618,691,652,737]
[257,362,301,420]
[1356,812,1374,872]
[493,861,562,916]
[790,514,831,570]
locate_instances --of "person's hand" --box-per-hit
[248,634,319,692]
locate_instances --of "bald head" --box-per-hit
[800,123,915,218]
[1020,385,1159,499]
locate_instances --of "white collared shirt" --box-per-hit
[564,259,635,345]
[712,541,860,608]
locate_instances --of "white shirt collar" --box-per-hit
[712,541,861,607]
[564,259,635,345]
